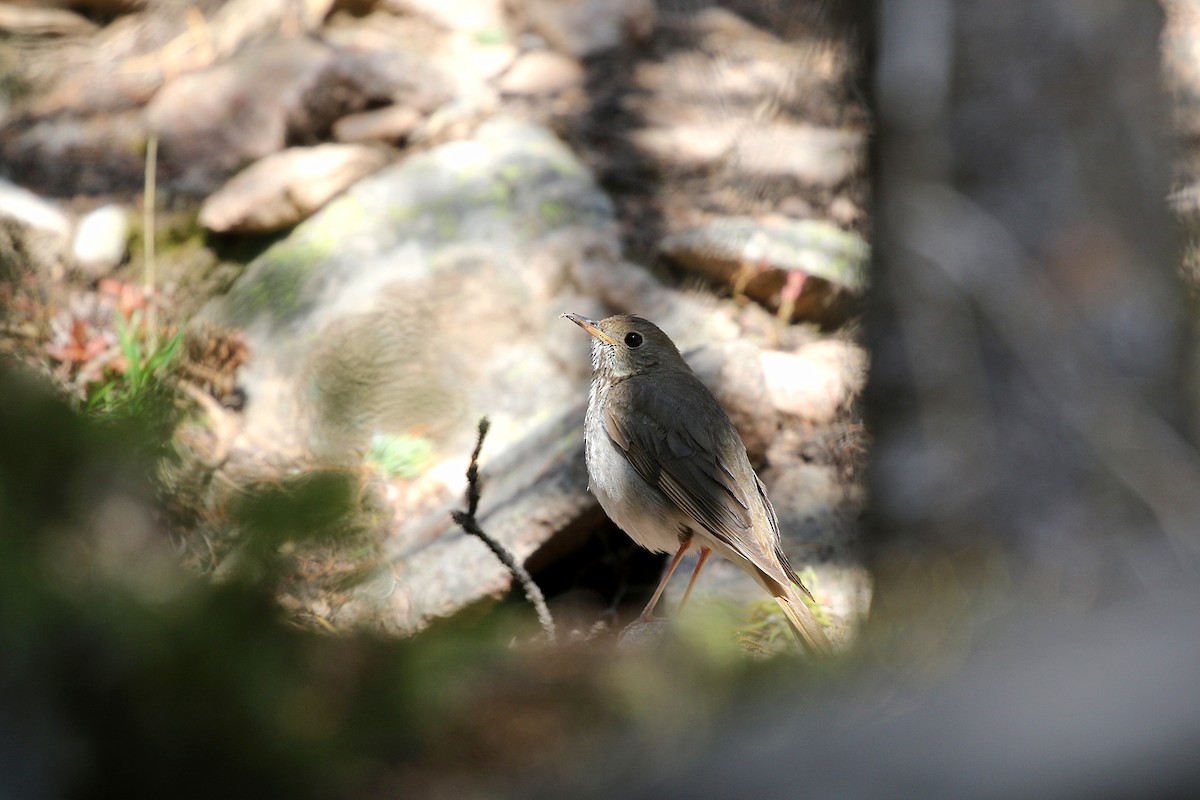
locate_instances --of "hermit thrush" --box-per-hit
[563,312,830,654]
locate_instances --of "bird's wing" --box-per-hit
[604,372,792,588]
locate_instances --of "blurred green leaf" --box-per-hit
[364,432,434,479]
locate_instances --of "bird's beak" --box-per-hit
[561,312,619,346]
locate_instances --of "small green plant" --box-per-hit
[737,569,835,655]
[473,26,509,45]
[85,310,183,419]
[365,432,435,479]
[795,566,834,621]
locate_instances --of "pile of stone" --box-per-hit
[0,0,873,641]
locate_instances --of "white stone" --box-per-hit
[0,178,71,272]
[760,341,867,422]
[0,178,70,237]
[199,144,389,233]
[333,106,423,144]
[733,124,864,186]
[72,204,130,275]
[497,50,585,95]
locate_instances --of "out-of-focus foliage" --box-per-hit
[0,362,416,797]
[0,360,821,798]
[82,311,182,421]
[363,431,435,479]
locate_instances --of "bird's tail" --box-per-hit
[775,583,832,657]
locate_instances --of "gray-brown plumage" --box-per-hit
[563,312,830,655]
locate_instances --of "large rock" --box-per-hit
[760,340,867,423]
[199,117,622,632]
[145,37,337,195]
[633,122,863,187]
[199,144,390,233]
[145,36,450,194]
[659,217,869,326]
[203,116,617,459]
[332,106,423,144]
[498,50,586,96]
[732,124,863,186]
[0,178,71,274]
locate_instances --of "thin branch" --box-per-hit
[451,417,557,643]
[464,417,487,517]
[143,133,158,345]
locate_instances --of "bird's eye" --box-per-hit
[624,331,643,348]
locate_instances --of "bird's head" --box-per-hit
[562,312,689,381]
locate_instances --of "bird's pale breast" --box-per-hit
[584,397,693,554]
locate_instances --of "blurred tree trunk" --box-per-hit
[557,5,1200,798]
[862,0,1200,664]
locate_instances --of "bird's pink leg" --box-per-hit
[678,546,712,612]
[638,538,692,619]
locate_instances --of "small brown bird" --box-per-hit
[564,312,830,655]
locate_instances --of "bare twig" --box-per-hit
[451,417,557,643]
[176,380,234,469]
[143,133,158,343]
[464,417,487,517]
